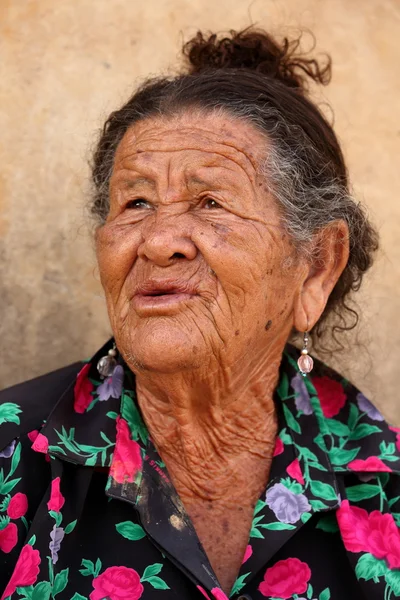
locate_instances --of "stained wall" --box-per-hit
[1,0,399,421]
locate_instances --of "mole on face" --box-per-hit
[265,320,272,331]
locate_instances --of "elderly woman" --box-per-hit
[0,27,398,600]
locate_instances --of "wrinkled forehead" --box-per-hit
[112,111,267,177]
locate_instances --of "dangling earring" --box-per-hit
[297,331,313,377]
[97,343,118,378]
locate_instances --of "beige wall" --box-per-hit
[1,0,399,421]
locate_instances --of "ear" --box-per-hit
[293,220,350,332]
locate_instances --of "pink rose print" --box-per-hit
[312,376,347,418]
[389,426,400,452]
[196,587,229,600]
[47,477,65,512]
[336,500,370,553]
[211,589,229,600]
[109,417,142,484]
[27,430,39,443]
[286,458,305,485]
[337,500,400,568]
[74,363,95,413]
[0,522,18,553]
[31,432,49,454]
[197,586,211,599]
[273,437,284,457]
[242,544,253,564]
[7,493,28,519]
[259,557,311,599]
[90,566,144,600]
[1,544,41,600]
[348,456,392,472]
[367,511,400,568]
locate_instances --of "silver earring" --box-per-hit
[97,343,118,377]
[297,331,313,377]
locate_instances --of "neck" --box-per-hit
[134,339,284,504]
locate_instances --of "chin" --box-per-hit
[118,318,206,374]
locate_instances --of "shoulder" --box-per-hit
[284,345,400,473]
[0,362,83,452]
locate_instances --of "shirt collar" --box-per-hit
[29,338,400,595]
[34,338,400,476]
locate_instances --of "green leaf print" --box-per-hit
[307,583,313,599]
[279,428,293,446]
[328,447,360,466]
[259,522,296,531]
[0,515,10,530]
[0,403,22,426]
[27,534,36,546]
[9,442,21,477]
[300,512,312,524]
[0,494,11,511]
[0,477,21,495]
[141,563,170,589]
[144,576,170,590]
[230,572,251,596]
[95,558,102,577]
[49,511,63,527]
[319,589,331,600]
[253,499,266,515]
[142,563,163,579]
[116,520,146,540]
[385,570,400,595]
[355,553,388,582]
[316,514,339,533]
[277,372,289,400]
[70,594,88,600]
[64,520,77,534]
[325,419,349,438]
[121,393,148,445]
[349,424,382,440]
[309,499,329,511]
[347,403,360,430]
[15,586,34,598]
[283,404,301,434]
[347,484,381,502]
[296,446,319,463]
[52,568,69,596]
[31,581,51,600]
[309,480,338,502]
[80,559,97,577]
[106,411,118,420]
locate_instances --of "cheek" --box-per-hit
[196,221,284,295]
[96,224,140,296]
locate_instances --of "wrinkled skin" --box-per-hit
[96,110,349,593]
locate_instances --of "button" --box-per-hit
[237,595,252,600]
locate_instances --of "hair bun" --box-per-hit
[183,27,331,92]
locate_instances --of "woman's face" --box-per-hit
[96,111,308,374]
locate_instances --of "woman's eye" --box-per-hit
[126,199,151,210]
[204,198,222,209]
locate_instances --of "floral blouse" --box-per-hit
[1,340,400,600]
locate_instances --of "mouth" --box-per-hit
[132,281,197,315]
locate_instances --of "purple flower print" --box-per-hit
[0,439,16,458]
[292,374,313,415]
[49,524,65,564]
[266,483,311,524]
[97,365,124,401]
[356,392,384,421]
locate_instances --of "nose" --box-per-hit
[137,213,198,267]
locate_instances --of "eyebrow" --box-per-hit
[122,176,156,189]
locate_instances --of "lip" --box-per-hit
[132,280,197,315]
